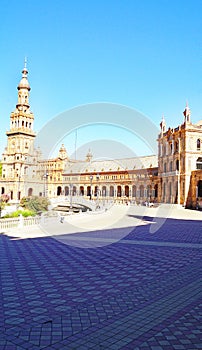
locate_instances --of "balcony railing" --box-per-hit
[161,170,179,177]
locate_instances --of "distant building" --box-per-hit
[62,155,159,204]
[0,64,201,208]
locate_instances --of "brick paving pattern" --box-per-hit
[0,216,201,349]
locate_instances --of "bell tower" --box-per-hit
[6,58,36,158]
[1,60,39,199]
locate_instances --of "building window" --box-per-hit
[196,157,202,170]
[170,161,173,172]
[164,163,167,173]
[132,185,136,197]
[176,159,179,171]
[198,180,202,197]
[140,185,144,198]
[169,182,172,197]
[163,183,166,197]
[197,139,201,150]
[110,186,114,197]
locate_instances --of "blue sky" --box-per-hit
[0,0,201,159]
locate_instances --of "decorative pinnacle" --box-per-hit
[22,57,28,77]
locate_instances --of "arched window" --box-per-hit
[102,186,107,197]
[117,186,122,197]
[197,139,201,150]
[154,184,158,198]
[140,185,144,198]
[163,183,166,197]
[109,186,114,197]
[28,188,33,196]
[57,186,62,196]
[132,185,136,197]
[169,182,172,197]
[80,186,84,196]
[125,186,129,197]
[65,186,69,196]
[73,186,77,196]
[147,185,151,198]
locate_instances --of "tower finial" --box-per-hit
[24,57,27,69]
[22,57,28,77]
[86,148,93,162]
[160,114,166,134]
[183,101,191,123]
[17,58,30,91]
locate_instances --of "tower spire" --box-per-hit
[18,58,30,91]
[183,101,191,124]
[8,61,35,134]
[160,114,166,135]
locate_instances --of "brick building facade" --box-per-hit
[0,65,201,208]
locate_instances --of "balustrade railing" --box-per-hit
[0,216,40,231]
[50,196,114,211]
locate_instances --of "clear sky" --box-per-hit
[0,0,201,159]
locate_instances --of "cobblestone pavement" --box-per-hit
[0,212,201,349]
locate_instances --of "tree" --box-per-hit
[20,196,50,214]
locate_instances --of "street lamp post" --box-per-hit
[70,183,73,211]
[0,197,2,218]
[90,175,93,200]
[177,137,181,206]
[96,174,100,208]
[196,185,198,199]
[114,188,117,200]
[18,175,21,201]
[43,173,49,197]
[103,189,105,206]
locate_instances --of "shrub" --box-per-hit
[20,196,50,214]
[3,209,36,218]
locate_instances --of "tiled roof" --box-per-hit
[64,155,158,174]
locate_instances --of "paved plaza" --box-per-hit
[0,205,201,349]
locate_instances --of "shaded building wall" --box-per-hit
[186,170,202,208]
